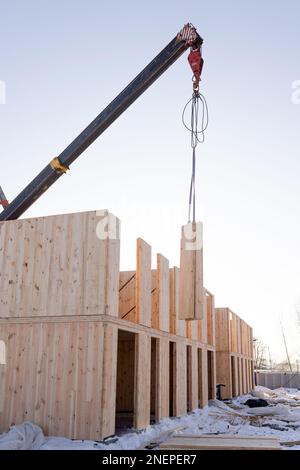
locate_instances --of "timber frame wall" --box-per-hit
[215,308,254,399]
[0,210,219,440]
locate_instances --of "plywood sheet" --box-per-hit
[160,435,281,450]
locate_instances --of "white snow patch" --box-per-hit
[1,387,300,450]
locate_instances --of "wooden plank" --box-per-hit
[231,355,239,397]
[160,435,281,450]
[157,254,169,332]
[198,296,207,343]
[201,347,208,407]
[157,337,169,420]
[179,222,204,320]
[190,345,198,409]
[134,332,151,429]
[151,256,171,332]
[238,357,243,395]
[100,323,118,439]
[169,268,177,335]
[169,267,186,337]
[136,239,151,327]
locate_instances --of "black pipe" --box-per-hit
[0,35,190,221]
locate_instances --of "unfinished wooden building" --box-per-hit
[215,308,254,399]
[0,210,219,440]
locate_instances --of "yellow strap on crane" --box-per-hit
[50,157,69,174]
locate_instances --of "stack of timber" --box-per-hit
[160,434,281,450]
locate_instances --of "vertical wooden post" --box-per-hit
[190,345,199,409]
[136,239,151,327]
[169,267,185,336]
[238,357,243,395]
[152,254,170,331]
[134,332,151,429]
[232,356,239,396]
[201,347,208,407]
[157,337,169,420]
[100,323,118,439]
[174,342,187,416]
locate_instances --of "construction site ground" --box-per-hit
[1,386,300,450]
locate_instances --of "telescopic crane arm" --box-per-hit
[0,23,203,221]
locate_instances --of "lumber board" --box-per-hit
[157,254,169,332]
[134,332,151,429]
[136,239,151,327]
[99,324,118,438]
[169,268,186,337]
[179,222,204,320]
[157,337,169,420]
[201,347,208,407]
[160,434,281,450]
[206,291,215,346]
[190,345,198,409]
[152,255,169,331]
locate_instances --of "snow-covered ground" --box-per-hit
[1,387,300,450]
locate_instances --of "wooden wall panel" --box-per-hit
[0,320,105,440]
[169,268,185,337]
[0,211,120,318]
[206,291,215,347]
[190,345,199,409]
[179,222,204,320]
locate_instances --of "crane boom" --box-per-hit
[0,23,202,221]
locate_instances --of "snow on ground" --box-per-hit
[1,387,300,450]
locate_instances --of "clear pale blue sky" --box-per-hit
[1,0,300,362]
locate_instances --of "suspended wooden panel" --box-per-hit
[179,222,204,320]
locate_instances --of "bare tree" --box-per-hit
[254,338,269,370]
[280,322,292,372]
